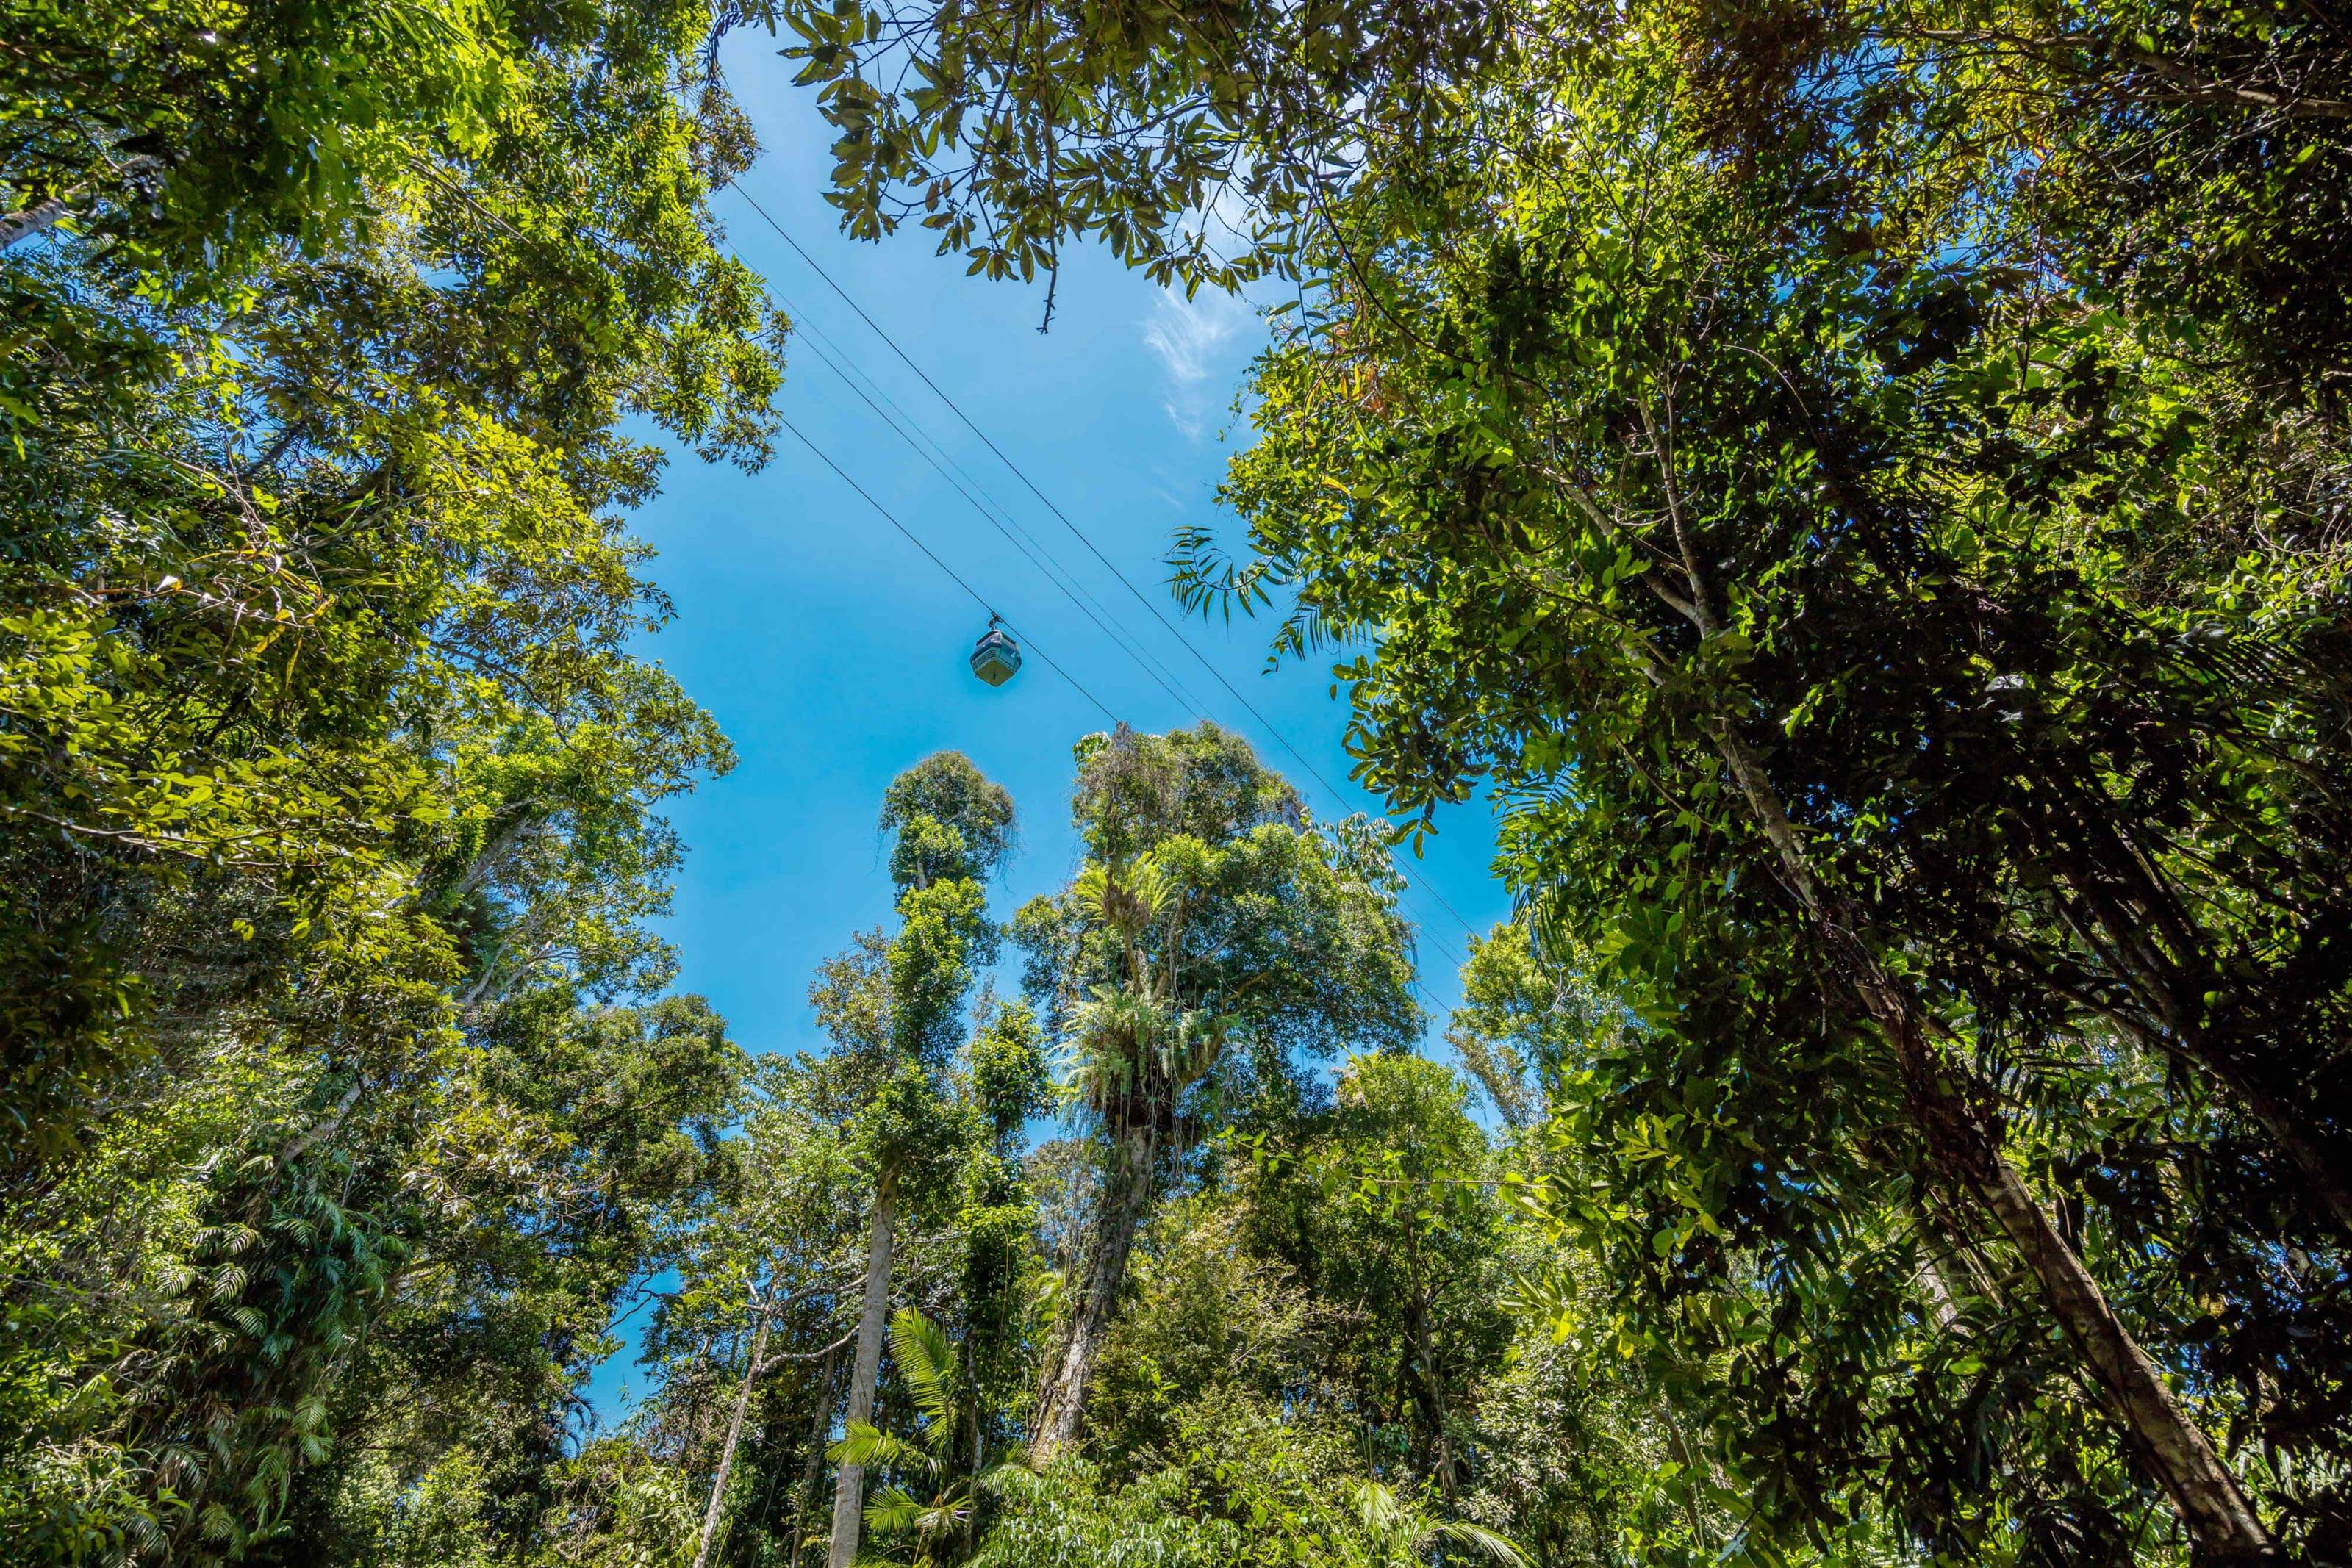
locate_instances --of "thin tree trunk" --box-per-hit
[2058,877,2352,1243]
[694,1310,772,1568]
[1407,1292,1458,1503]
[1660,1411,1715,1551]
[1711,722,2276,1563]
[1030,1121,1154,1465]
[1896,994,2274,1561]
[790,1342,844,1568]
[828,1172,897,1568]
[960,1351,986,1556]
[276,1079,364,1166]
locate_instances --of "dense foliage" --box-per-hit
[739,0,2350,1559]
[4,0,778,1558]
[10,0,2351,1564]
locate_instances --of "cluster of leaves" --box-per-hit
[619,734,1549,1568]
[759,0,2351,1558]
[19,0,2352,1564]
[973,1047,1739,1568]
[706,0,1516,311]
[1,0,782,1559]
[1171,6,2349,1564]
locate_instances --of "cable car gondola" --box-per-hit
[969,616,1021,687]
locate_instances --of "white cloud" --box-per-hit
[1141,287,1255,438]
[1142,287,1244,384]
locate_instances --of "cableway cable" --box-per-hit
[776,414,1119,727]
[783,309,1213,721]
[731,185,1485,966]
[775,292,1204,716]
[786,407,1450,1021]
[422,160,1466,1002]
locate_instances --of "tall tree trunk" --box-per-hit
[828,1171,897,1568]
[693,1310,772,1568]
[1406,1292,1458,1503]
[960,1351,986,1556]
[1867,958,2273,1560]
[2057,874,2352,1243]
[790,1342,843,1568]
[1712,723,2276,1563]
[1030,1121,1154,1465]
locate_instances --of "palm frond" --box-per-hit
[1430,1520,1532,1567]
[827,1420,931,1473]
[888,1306,957,1450]
[863,1485,927,1536]
[1352,1480,1407,1536]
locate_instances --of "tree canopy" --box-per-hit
[8,0,2351,1564]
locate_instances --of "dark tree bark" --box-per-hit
[1714,725,2276,1564]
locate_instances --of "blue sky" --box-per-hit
[626,38,1516,1073]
